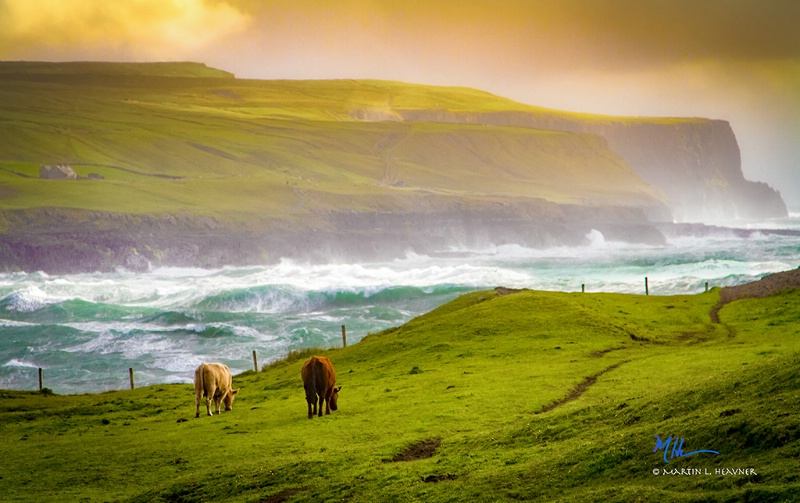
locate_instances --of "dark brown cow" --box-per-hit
[301,356,341,419]
[194,363,239,418]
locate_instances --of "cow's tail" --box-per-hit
[197,364,205,397]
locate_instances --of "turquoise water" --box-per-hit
[2,219,798,394]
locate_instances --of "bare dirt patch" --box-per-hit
[0,185,17,199]
[259,487,306,503]
[387,438,442,462]
[422,474,457,483]
[589,347,624,358]
[495,286,529,296]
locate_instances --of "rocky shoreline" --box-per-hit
[4,203,797,275]
[1,202,670,274]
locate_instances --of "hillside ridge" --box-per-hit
[0,60,233,78]
[3,273,799,501]
[0,61,787,272]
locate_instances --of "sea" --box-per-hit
[2,214,799,394]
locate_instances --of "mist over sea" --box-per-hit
[2,215,799,394]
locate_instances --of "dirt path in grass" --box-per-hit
[536,361,628,414]
[519,269,800,415]
[710,268,800,323]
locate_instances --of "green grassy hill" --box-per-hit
[2,280,798,502]
[0,62,666,223]
[1,61,786,273]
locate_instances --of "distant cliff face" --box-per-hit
[552,118,787,222]
[392,110,787,222]
[0,65,787,273]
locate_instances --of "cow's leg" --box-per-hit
[305,387,316,418]
[194,390,203,418]
[324,389,332,415]
[317,394,324,417]
[214,392,223,414]
[206,386,214,416]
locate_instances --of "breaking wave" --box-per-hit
[1,220,798,394]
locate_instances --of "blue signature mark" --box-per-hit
[653,435,719,463]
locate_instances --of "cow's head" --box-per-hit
[223,388,239,411]
[330,386,342,411]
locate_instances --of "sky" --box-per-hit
[2,0,799,208]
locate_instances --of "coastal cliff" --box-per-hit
[390,109,787,222]
[0,63,788,272]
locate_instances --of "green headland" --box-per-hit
[0,61,786,273]
[0,61,664,217]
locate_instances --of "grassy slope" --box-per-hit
[2,287,798,502]
[0,63,667,227]
[0,61,234,78]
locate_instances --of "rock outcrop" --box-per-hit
[39,164,77,180]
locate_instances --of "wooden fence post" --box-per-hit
[341,325,347,348]
[38,368,43,391]
[129,368,135,390]
[705,282,709,293]
[252,350,259,372]
[645,277,649,296]
[581,284,585,293]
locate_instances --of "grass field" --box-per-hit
[2,63,793,501]
[2,283,798,502]
[0,62,668,226]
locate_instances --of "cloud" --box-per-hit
[4,1,797,74]
[0,0,252,60]
[215,1,800,73]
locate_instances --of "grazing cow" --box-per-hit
[301,356,341,419]
[194,363,239,418]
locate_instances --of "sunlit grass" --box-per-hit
[0,63,669,225]
[2,287,799,502]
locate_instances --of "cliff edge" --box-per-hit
[0,64,788,272]
[388,109,787,222]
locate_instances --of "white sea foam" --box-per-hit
[0,319,34,327]
[61,321,163,335]
[4,230,792,312]
[2,215,798,394]
[2,286,62,312]
[3,358,38,368]
[586,229,607,247]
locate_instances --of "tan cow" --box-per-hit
[194,363,239,418]
[301,356,341,419]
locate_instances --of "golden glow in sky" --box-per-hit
[1,0,799,205]
[1,0,251,60]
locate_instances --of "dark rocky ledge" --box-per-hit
[0,203,667,274]
[12,205,798,276]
